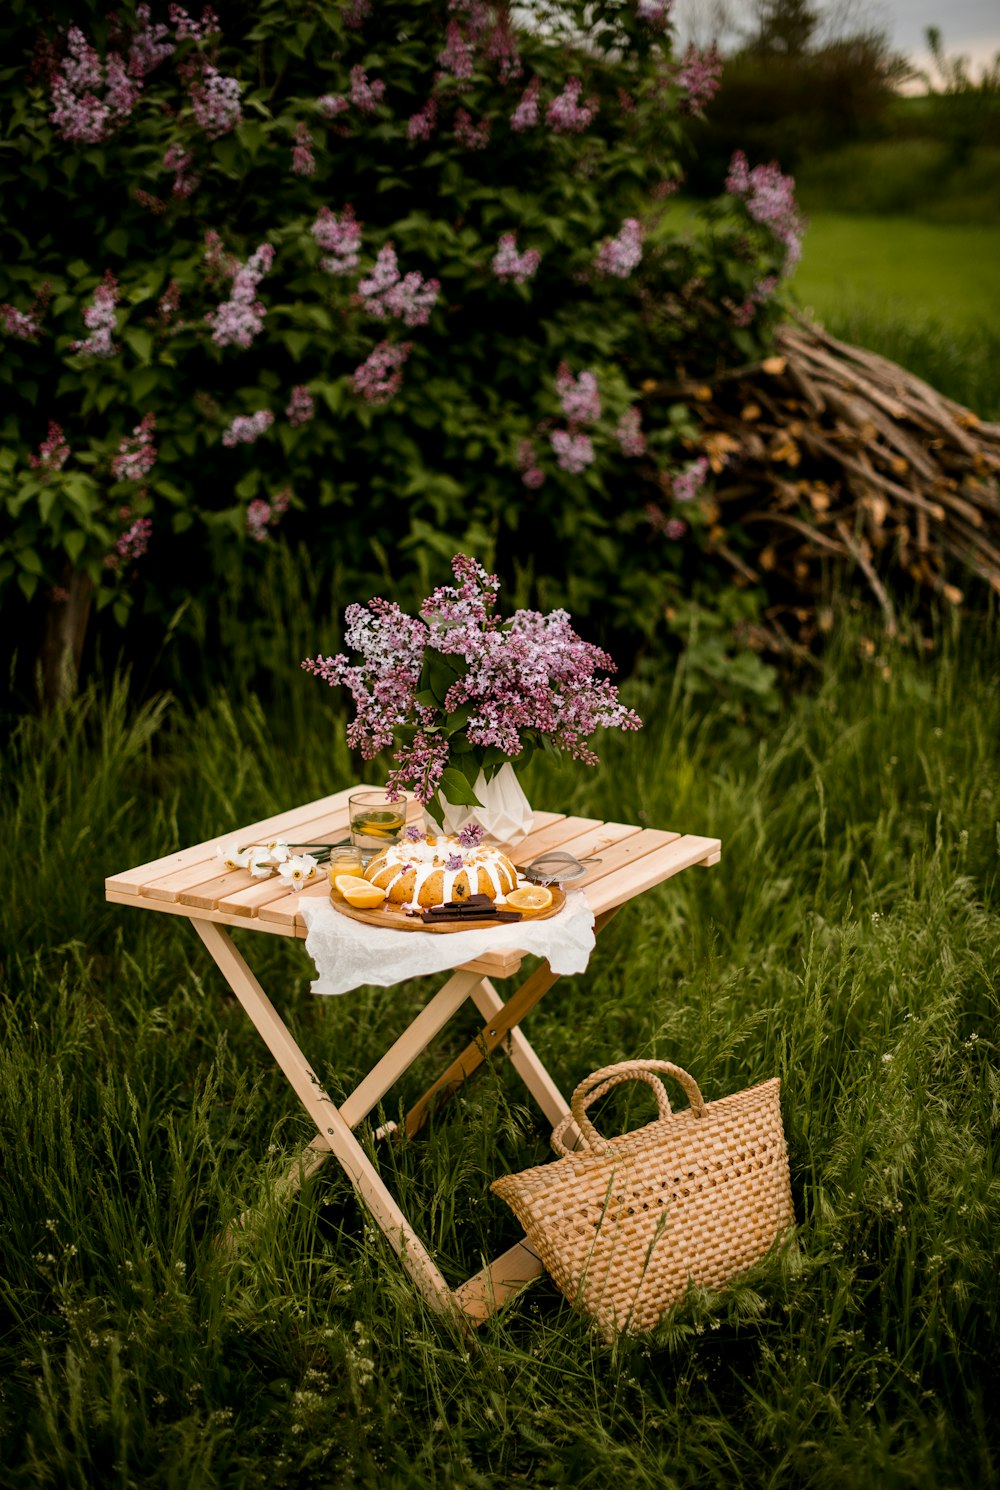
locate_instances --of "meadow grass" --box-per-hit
[792,212,1000,420]
[1,609,998,1488]
[792,213,1000,333]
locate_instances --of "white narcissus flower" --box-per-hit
[217,841,250,871]
[278,854,318,888]
[265,839,291,863]
[248,846,276,878]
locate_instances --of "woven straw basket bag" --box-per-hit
[491,1060,794,1340]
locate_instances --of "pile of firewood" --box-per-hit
[649,315,1000,655]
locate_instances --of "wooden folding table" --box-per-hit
[105,786,721,1325]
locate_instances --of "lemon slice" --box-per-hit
[505,884,553,914]
[333,874,387,909]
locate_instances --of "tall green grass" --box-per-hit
[1,612,998,1488]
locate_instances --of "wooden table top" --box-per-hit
[105,785,721,980]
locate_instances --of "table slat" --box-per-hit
[106,785,376,896]
[585,834,721,914]
[138,806,354,900]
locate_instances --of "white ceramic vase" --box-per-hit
[428,761,534,848]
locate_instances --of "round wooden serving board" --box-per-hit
[329,885,566,934]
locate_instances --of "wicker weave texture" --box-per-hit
[491,1062,794,1339]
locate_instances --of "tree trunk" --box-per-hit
[37,566,93,711]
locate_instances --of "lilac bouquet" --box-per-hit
[303,555,642,824]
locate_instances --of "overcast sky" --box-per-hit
[674,0,1000,79]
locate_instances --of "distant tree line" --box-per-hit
[682,0,1000,189]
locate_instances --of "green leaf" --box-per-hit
[438,767,482,808]
[426,648,465,706]
[64,530,86,563]
[17,571,38,600]
[124,327,154,364]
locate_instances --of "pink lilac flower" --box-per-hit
[353,341,412,405]
[286,385,315,427]
[29,422,70,472]
[407,98,437,142]
[454,110,490,149]
[405,824,424,842]
[651,178,680,201]
[491,232,541,284]
[71,271,119,358]
[445,852,464,870]
[163,143,199,197]
[206,243,274,349]
[304,554,642,797]
[246,499,271,541]
[676,44,723,113]
[169,5,220,40]
[556,365,601,424]
[222,410,274,446]
[291,122,316,176]
[318,94,349,118]
[133,188,166,214]
[350,65,385,114]
[1,305,40,340]
[49,27,140,143]
[546,77,597,134]
[303,597,429,758]
[424,556,641,766]
[616,408,646,458]
[456,821,485,849]
[485,17,521,81]
[358,245,440,327]
[311,206,362,275]
[726,150,805,273]
[594,218,643,278]
[438,20,475,83]
[203,228,237,282]
[551,429,594,474]
[637,0,672,27]
[189,65,242,137]
[672,456,709,502]
[245,488,289,541]
[664,517,686,539]
[116,516,152,562]
[128,4,174,77]
[344,0,372,28]
[733,274,779,326]
[510,76,540,130]
[516,439,545,489]
[111,412,157,481]
[158,280,181,322]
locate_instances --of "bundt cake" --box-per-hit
[364,832,520,909]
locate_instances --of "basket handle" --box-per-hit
[569,1060,706,1157]
[551,1068,673,1157]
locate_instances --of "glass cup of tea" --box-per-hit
[349,790,407,856]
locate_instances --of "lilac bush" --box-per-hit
[0,0,799,694]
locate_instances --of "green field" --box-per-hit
[793,212,1000,330]
[2,614,998,1488]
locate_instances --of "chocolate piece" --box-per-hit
[419,907,522,925]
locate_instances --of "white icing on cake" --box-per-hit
[365,833,521,910]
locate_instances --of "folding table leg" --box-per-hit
[192,920,459,1320]
[470,979,572,1130]
[403,906,621,1139]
